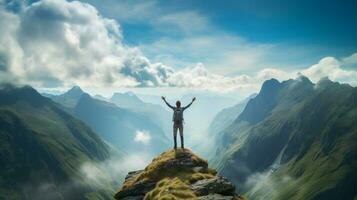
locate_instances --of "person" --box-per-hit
[161,96,196,149]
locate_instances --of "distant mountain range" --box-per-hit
[212,77,357,200]
[209,93,257,140]
[50,87,170,154]
[206,93,256,161]
[51,86,84,108]
[110,92,172,138]
[180,93,238,134]
[0,85,120,199]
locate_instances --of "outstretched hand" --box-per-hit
[161,96,166,101]
[192,97,196,102]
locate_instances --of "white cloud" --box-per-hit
[139,34,273,75]
[83,0,208,35]
[81,161,111,185]
[166,63,257,92]
[256,68,292,81]
[153,11,209,35]
[0,7,23,82]
[245,170,295,199]
[80,151,151,188]
[301,56,357,85]
[134,130,151,144]
[85,0,160,23]
[342,52,357,66]
[0,0,175,87]
[165,54,357,93]
[1,0,356,94]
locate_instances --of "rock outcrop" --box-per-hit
[115,149,243,200]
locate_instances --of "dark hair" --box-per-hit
[176,101,181,107]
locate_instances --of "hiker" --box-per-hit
[161,96,196,149]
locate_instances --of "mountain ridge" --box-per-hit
[50,87,170,155]
[0,84,119,199]
[110,91,172,138]
[213,76,357,200]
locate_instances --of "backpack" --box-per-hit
[173,108,183,123]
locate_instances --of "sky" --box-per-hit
[0,0,356,98]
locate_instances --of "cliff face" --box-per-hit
[115,149,243,200]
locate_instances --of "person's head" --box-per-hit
[176,100,181,108]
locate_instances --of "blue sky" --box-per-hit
[76,0,357,74]
[81,0,357,68]
[0,0,356,96]
[82,0,357,45]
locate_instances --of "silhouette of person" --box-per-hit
[161,96,196,149]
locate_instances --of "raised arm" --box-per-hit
[183,97,196,110]
[161,96,175,109]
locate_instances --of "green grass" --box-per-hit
[121,149,214,190]
[0,86,119,199]
[144,178,197,200]
[214,79,357,200]
[118,149,219,200]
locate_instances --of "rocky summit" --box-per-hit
[115,149,243,200]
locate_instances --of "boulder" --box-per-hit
[122,196,144,200]
[125,170,144,181]
[198,193,235,200]
[160,151,208,170]
[190,176,235,196]
[114,180,156,199]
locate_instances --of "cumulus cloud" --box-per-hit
[0,7,23,82]
[301,56,357,85]
[0,0,356,93]
[166,63,257,92]
[0,0,173,87]
[134,130,151,144]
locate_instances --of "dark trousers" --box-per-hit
[173,123,184,148]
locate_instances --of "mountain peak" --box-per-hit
[115,149,243,200]
[111,92,143,108]
[316,76,334,86]
[66,85,84,96]
[50,86,86,108]
[259,78,281,96]
[0,85,48,106]
[296,74,312,84]
[112,92,140,99]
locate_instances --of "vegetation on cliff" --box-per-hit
[115,149,243,200]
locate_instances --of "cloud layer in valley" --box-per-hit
[134,130,151,144]
[80,151,151,189]
[0,0,356,94]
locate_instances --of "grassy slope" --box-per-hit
[145,178,197,200]
[216,78,357,200]
[121,149,215,188]
[0,86,117,199]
